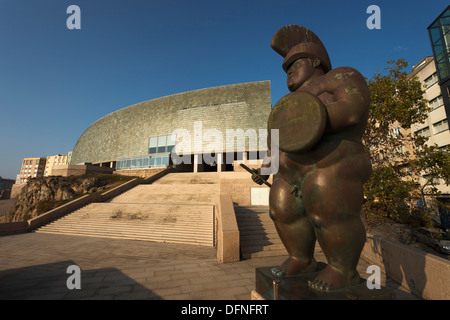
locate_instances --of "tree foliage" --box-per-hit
[362,58,449,227]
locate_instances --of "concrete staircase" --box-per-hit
[235,206,288,259]
[35,173,219,246]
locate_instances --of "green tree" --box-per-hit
[362,58,449,227]
[412,142,450,208]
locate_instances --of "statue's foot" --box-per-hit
[307,265,361,292]
[271,256,317,277]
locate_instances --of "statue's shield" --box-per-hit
[269,92,327,153]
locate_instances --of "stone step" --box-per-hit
[52,218,213,226]
[238,228,278,236]
[39,208,213,232]
[35,230,213,246]
[241,243,286,253]
[236,218,273,225]
[240,233,279,241]
[110,193,217,205]
[242,249,288,259]
[78,202,214,209]
[71,203,213,214]
[41,220,213,230]
[121,184,220,191]
[56,210,214,220]
[153,173,220,185]
[237,222,273,229]
[234,205,287,259]
[34,172,223,247]
[234,206,270,212]
[37,225,213,239]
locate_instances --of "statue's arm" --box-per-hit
[321,69,370,133]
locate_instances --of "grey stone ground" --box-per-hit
[0,232,418,300]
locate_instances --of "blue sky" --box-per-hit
[0,0,446,179]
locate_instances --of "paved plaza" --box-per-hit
[0,232,418,300]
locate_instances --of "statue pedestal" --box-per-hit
[253,266,395,300]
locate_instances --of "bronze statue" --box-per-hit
[252,25,372,292]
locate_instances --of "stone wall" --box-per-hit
[51,165,113,176]
[114,168,166,178]
[219,171,272,206]
[70,81,271,164]
[10,184,26,199]
[362,234,450,300]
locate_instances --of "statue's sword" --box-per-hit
[240,163,301,198]
[239,163,272,188]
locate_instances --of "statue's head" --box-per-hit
[284,57,322,92]
[271,25,331,91]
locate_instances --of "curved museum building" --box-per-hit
[70,81,272,173]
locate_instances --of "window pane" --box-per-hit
[167,134,176,146]
[155,157,162,166]
[149,147,157,154]
[137,158,143,168]
[149,137,158,148]
[433,40,445,61]
[437,58,450,80]
[162,156,169,165]
[158,135,167,147]
[430,26,441,44]
[143,158,149,167]
[126,160,131,168]
[149,158,155,166]
[157,146,166,153]
[441,16,450,28]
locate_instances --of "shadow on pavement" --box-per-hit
[0,260,162,300]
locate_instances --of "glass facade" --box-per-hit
[116,134,175,170]
[116,155,170,170]
[428,6,450,83]
[149,134,176,154]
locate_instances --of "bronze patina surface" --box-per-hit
[255,267,395,300]
[269,91,327,153]
[252,25,374,294]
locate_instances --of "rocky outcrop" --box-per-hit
[5,176,111,222]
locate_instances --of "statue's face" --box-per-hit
[286,58,317,92]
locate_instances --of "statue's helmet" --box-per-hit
[271,25,331,73]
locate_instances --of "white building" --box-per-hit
[409,56,449,197]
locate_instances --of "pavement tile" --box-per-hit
[0,232,420,300]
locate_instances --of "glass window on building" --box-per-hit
[117,155,169,170]
[149,137,158,154]
[157,135,167,153]
[167,134,176,153]
[415,126,431,138]
[437,57,450,81]
[429,6,450,82]
[433,119,449,134]
[425,72,439,87]
[430,95,444,110]
[148,134,176,154]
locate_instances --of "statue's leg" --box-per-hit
[269,177,317,277]
[302,170,366,292]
